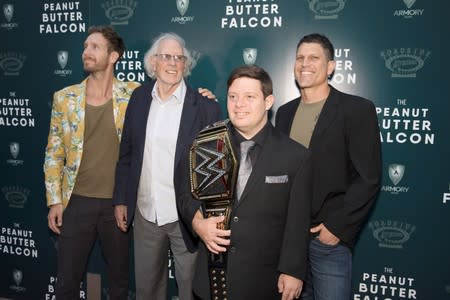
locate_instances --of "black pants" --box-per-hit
[56,194,129,300]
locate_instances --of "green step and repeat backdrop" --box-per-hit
[1,0,449,299]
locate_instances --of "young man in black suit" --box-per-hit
[276,33,382,300]
[179,65,312,300]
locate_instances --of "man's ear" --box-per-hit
[265,95,274,111]
[109,51,120,65]
[327,60,336,77]
[148,55,157,71]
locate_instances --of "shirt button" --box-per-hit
[230,246,236,253]
[233,216,239,222]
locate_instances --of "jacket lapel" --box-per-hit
[285,98,300,134]
[137,82,155,157]
[71,79,87,140]
[308,86,339,151]
[235,125,276,207]
[65,79,87,181]
[175,83,198,168]
[111,77,124,137]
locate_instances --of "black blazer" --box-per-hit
[179,124,312,300]
[112,80,222,248]
[276,85,382,248]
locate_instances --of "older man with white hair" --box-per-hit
[112,32,222,300]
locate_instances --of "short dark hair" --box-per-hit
[227,65,273,98]
[297,33,334,61]
[88,25,125,59]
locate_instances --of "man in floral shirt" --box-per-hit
[44,25,139,300]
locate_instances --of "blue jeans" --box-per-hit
[300,238,352,300]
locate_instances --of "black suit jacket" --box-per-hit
[179,123,312,300]
[276,85,381,248]
[112,80,222,249]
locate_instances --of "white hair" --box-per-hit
[143,32,198,79]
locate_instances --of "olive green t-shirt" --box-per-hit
[72,99,119,199]
[289,99,326,148]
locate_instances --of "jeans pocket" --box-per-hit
[313,237,340,248]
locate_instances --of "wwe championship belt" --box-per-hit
[190,120,238,300]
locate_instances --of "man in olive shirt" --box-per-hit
[276,33,381,300]
[44,26,139,300]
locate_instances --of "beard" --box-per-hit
[82,57,109,73]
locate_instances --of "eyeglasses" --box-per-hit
[154,53,187,63]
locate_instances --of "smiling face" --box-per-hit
[82,32,117,73]
[294,42,335,92]
[150,38,185,90]
[227,77,274,139]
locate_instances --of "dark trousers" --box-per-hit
[56,194,129,300]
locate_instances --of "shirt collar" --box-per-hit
[232,120,270,148]
[151,80,186,105]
